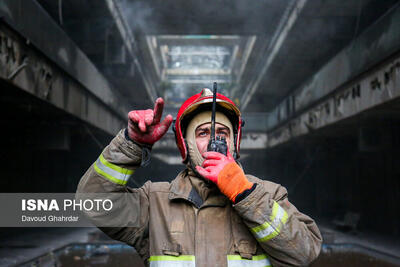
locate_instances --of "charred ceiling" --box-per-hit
[38,0,399,114]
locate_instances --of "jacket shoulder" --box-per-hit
[245,174,288,201]
[147,181,171,193]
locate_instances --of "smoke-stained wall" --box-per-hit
[0,82,112,193]
[262,119,400,238]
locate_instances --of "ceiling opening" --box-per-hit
[146,35,256,107]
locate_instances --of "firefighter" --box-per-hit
[77,88,322,267]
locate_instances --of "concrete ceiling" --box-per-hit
[38,0,399,112]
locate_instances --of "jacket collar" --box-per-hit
[168,169,228,208]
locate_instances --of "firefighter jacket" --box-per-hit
[77,130,322,267]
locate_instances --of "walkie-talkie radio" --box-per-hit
[207,82,228,156]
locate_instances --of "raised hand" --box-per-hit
[127,98,173,145]
[196,150,254,202]
[195,151,236,184]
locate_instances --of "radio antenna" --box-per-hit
[210,82,217,142]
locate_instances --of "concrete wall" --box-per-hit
[263,118,400,237]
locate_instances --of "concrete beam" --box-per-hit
[0,23,124,135]
[104,0,158,101]
[0,0,129,119]
[240,0,308,110]
[242,113,270,132]
[267,50,400,148]
[266,4,400,133]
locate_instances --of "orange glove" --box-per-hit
[196,151,254,202]
[127,98,173,145]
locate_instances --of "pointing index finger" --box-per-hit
[153,97,164,124]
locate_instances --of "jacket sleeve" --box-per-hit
[76,129,151,258]
[233,175,322,266]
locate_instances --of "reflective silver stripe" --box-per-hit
[227,254,271,267]
[94,155,133,185]
[251,201,288,242]
[149,255,195,267]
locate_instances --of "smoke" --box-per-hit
[113,0,299,107]
[118,0,155,33]
[116,0,290,35]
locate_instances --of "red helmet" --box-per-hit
[174,88,243,163]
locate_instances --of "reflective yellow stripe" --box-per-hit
[227,254,271,267]
[271,201,279,220]
[251,202,280,233]
[149,255,195,267]
[252,254,268,261]
[149,255,195,261]
[93,154,134,185]
[258,227,280,242]
[99,154,134,175]
[250,201,288,242]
